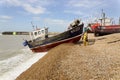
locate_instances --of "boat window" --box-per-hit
[38,31,41,35]
[34,32,37,36]
[42,30,44,34]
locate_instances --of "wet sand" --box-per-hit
[16,33,120,80]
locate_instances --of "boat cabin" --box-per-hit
[29,27,48,40]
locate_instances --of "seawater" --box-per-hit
[0,35,47,80]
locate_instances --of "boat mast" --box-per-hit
[119,17,120,25]
[30,22,35,41]
[102,9,105,26]
[31,22,35,30]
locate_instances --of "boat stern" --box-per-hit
[23,40,28,46]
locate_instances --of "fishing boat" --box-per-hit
[23,20,84,53]
[88,11,120,36]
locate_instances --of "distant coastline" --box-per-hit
[1,31,60,35]
[2,31,29,35]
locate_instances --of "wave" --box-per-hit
[0,48,47,80]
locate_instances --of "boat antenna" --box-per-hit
[101,9,105,26]
[31,22,35,30]
[119,17,120,25]
[36,25,38,30]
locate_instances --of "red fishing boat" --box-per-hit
[23,20,84,53]
[88,11,120,36]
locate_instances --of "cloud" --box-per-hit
[64,0,108,23]
[22,4,45,14]
[0,0,21,6]
[0,15,13,23]
[0,0,47,15]
[44,18,70,25]
[26,0,38,3]
[64,10,84,15]
[32,16,41,21]
[67,0,106,8]
[42,18,71,31]
[0,15,12,20]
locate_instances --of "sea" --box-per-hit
[0,35,47,80]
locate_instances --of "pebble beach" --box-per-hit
[16,33,120,80]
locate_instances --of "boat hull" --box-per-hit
[94,25,120,36]
[30,34,82,52]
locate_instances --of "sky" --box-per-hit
[0,0,120,32]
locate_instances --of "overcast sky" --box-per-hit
[0,0,120,32]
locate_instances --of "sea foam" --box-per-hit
[0,48,47,80]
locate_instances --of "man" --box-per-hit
[83,27,88,46]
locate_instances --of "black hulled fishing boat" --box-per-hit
[23,20,84,53]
